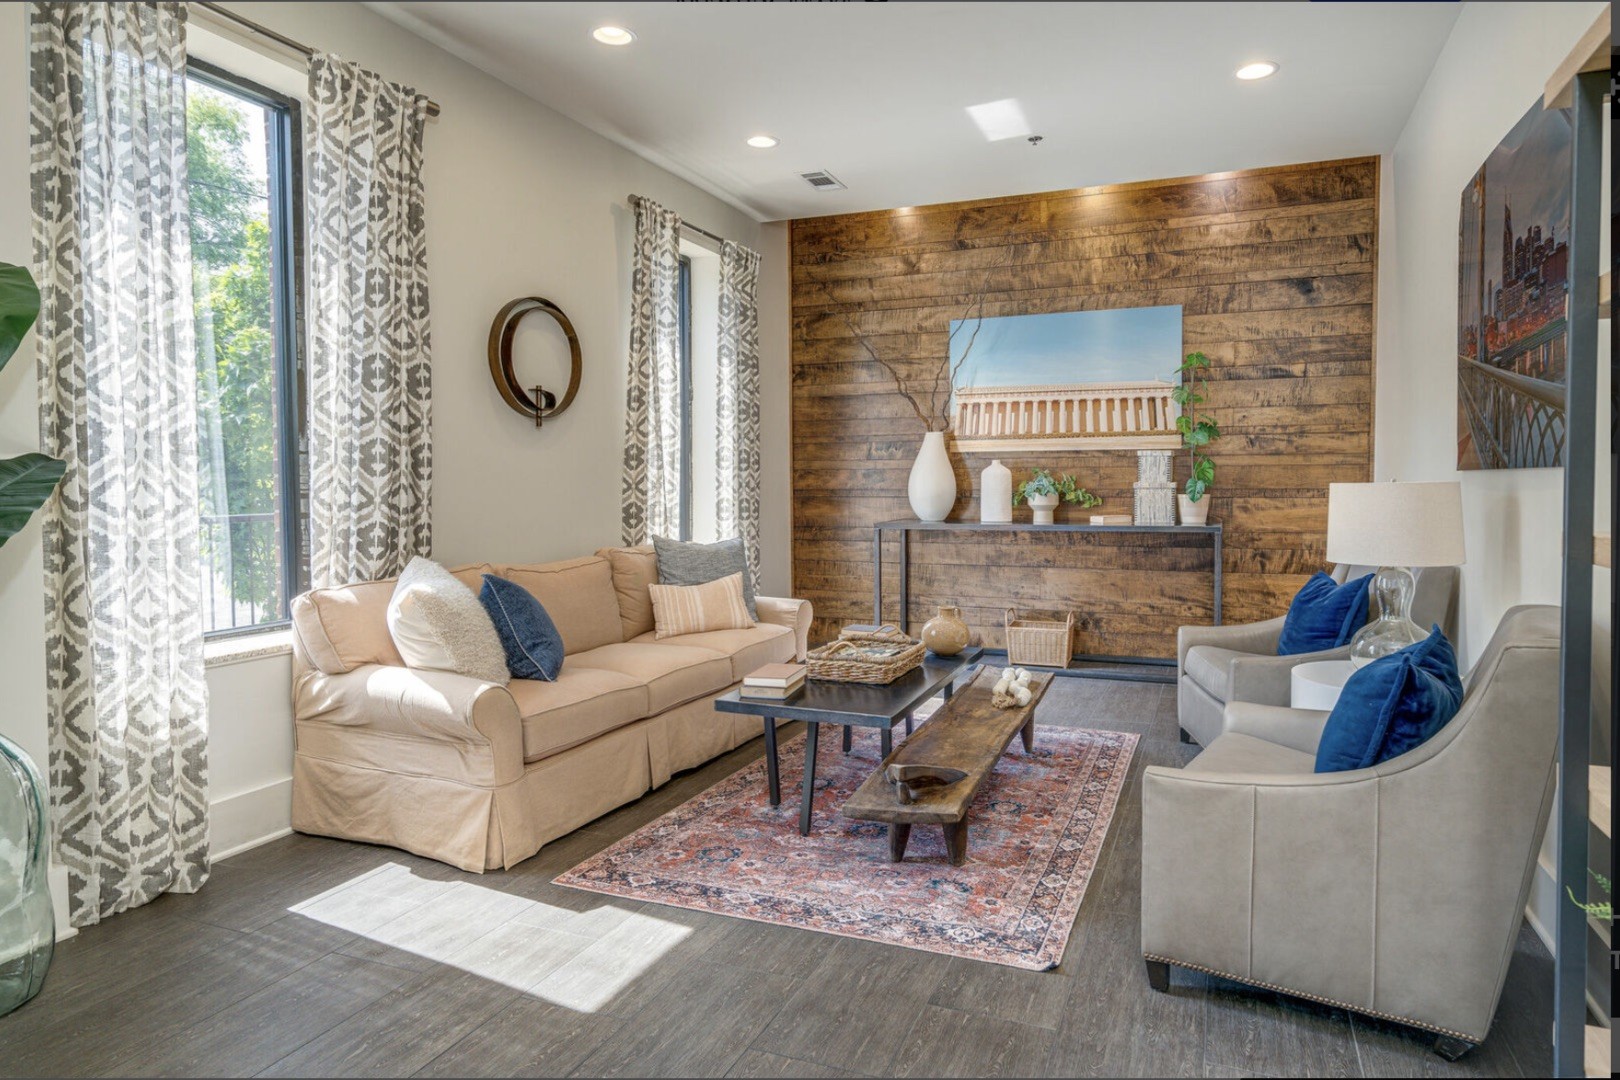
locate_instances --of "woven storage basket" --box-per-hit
[1004,608,1075,668]
[807,630,926,684]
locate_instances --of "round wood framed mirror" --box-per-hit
[487,296,582,425]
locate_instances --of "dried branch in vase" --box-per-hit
[818,252,1009,433]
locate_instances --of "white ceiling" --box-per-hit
[369,1,1462,222]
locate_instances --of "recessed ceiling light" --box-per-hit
[1235,61,1278,81]
[746,135,779,149]
[592,25,635,46]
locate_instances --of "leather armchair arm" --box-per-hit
[1222,701,1331,755]
[1177,616,1284,678]
[756,596,813,660]
[1225,643,1350,707]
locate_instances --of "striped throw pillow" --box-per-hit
[648,572,754,638]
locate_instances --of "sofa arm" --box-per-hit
[293,664,525,783]
[1222,701,1331,755]
[1177,616,1284,677]
[757,596,813,660]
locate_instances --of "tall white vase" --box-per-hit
[907,431,956,522]
[979,459,1012,523]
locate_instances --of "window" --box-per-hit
[676,253,693,540]
[186,62,306,636]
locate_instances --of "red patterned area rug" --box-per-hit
[555,723,1137,970]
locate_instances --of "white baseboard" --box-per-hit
[1526,849,1556,953]
[49,864,74,942]
[208,777,294,861]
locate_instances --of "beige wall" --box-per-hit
[1376,0,1610,952]
[1376,0,1608,666]
[0,0,791,898]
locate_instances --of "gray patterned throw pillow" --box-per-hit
[652,535,756,619]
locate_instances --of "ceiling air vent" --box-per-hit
[800,170,846,191]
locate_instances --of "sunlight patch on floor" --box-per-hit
[287,862,690,1011]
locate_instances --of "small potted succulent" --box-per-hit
[1171,351,1220,525]
[1013,468,1101,525]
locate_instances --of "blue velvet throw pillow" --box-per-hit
[479,574,564,682]
[1276,570,1374,656]
[1314,626,1463,773]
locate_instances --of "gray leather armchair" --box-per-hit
[1143,605,1560,1058]
[1176,564,1460,746]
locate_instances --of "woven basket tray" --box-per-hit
[808,629,926,684]
[1004,608,1074,668]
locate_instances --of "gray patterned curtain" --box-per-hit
[716,240,763,589]
[30,0,209,926]
[621,195,683,545]
[306,53,432,587]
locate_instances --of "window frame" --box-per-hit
[186,59,309,639]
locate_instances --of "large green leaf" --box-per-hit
[0,263,40,374]
[0,453,66,547]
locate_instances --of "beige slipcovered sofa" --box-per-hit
[288,546,812,872]
[1143,605,1560,1057]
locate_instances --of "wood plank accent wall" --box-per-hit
[790,156,1378,659]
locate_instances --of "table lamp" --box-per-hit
[1326,481,1466,667]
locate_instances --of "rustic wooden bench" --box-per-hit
[841,666,1052,865]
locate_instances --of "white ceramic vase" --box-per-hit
[979,459,1012,523]
[1028,493,1060,525]
[907,431,956,522]
[1177,494,1211,526]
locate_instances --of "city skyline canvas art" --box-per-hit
[1457,98,1572,470]
[947,305,1184,452]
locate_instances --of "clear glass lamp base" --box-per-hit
[1349,565,1426,668]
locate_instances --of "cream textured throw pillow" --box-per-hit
[387,557,510,684]
[648,572,755,638]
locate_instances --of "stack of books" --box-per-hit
[740,662,807,700]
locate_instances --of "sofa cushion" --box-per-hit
[508,668,650,763]
[596,545,658,641]
[649,573,754,638]
[387,558,509,685]
[654,534,756,618]
[496,556,623,655]
[479,574,564,682]
[568,642,734,713]
[1315,626,1463,773]
[632,623,794,682]
[1184,645,1248,703]
[1278,571,1373,656]
[1187,732,1316,777]
[292,563,493,674]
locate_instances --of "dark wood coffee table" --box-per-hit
[714,647,984,835]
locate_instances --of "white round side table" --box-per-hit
[1290,659,1356,710]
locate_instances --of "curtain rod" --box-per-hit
[193,1,442,118]
[627,195,726,247]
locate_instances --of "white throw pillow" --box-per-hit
[386,557,510,685]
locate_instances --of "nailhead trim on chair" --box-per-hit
[1141,952,1483,1044]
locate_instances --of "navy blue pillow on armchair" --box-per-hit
[479,574,564,681]
[1276,570,1373,655]
[1314,626,1464,773]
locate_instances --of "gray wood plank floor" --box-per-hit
[0,678,1553,1078]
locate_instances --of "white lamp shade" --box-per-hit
[1326,481,1466,567]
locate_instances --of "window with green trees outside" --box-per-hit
[186,64,306,636]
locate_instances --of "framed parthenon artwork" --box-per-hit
[947,305,1185,452]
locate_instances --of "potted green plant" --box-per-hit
[1013,468,1100,525]
[0,263,64,551]
[1170,351,1219,525]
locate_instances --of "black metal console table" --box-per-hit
[871,519,1222,684]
